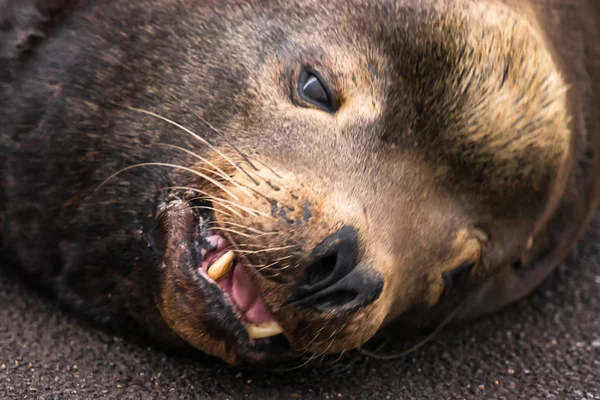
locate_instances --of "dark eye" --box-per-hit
[298,70,336,113]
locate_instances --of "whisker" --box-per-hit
[233,245,298,254]
[253,261,294,274]
[302,335,337,368]
[313,327,341,346]
[233,243,270,248]
[208,220,276,235]
[203,199,246,219]
[263,272,283,279]
[167,185,272,218]
[165,187,255,218]
[254,260,279,272]
[275,327,328,372]
[182,194,246,219]
[324,350,346,366]
[183,103,261,175]
[186,205,233,218]
[212,198,272,218]
[251,157,284,180]
[157,145,233,183]
[95,163,240,201]
[178,107,287,197]
[359,298,466,360]
[165,186,275,219]
[244,185,283,205]
[274,355,315,372]
[156,143,257,200]
[276,263,298,271]
[300,326,326,352]
[203,227,255,238]
[209,224,277,237]
[317,337,338,364]
[123,105,252,181]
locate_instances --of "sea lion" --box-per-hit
[0,0,598,365]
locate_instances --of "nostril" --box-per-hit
[294,266,383,315]
[295,226,359,298]
[292,226,383,315]
[304,252,338,287]
[311,290,359,311]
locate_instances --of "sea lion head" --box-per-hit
[131,0,578,365]
[8,0,589,365]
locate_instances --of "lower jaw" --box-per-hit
[232,335,299,366]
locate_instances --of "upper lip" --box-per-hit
[157,196,298,365]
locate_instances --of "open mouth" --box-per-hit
[154,195,296,364]
[198,236,284,340]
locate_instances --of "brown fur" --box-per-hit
[0,0,598,365]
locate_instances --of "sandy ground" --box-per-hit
[1,219,599,400]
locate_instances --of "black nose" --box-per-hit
[292,226,384,314]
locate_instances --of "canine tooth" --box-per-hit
[247,321,284,339]
[207,250,235,281]
[526,236,534,250]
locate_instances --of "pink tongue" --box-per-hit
[204,234,274,325]
[230,263,273,324]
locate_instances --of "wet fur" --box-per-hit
[0,0,599,364]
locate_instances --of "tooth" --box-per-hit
[207,250,236,281]
[247,321,284,339]
[526,236,534,249]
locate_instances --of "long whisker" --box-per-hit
[313,327,341,346]
[229,243,266,248]
[252,259,294,274]
[316,336,338,364]
[186,206,233,218]
[296,331,339,369]
[166,186,272,218]
[244,184,284,205]
[202,227,255,238]
[156,143,257,200]
[182,103,289,198]
[324,350,347,366]
[359,298,466,360]
[209,223,276,237]
[233,245,298,254]
[300,326,327,352]
[182,194,246,219]
[251,157,284,180]
[156,187,240,219]
[211,198,272,218]
[253,260,280,273]
[95,163,240,201]
[203,199,246,219]
[275,327,328,372]
[123,106,252,181]
[208,221,276,235]
[182,103,261,175]
[275,263,297,272]
[274,355,315,372]
[166,187,266,219]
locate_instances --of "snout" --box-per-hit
[292,226,384,315]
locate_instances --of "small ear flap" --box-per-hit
[0,0,78,79]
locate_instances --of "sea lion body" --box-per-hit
[0,0,598,365]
